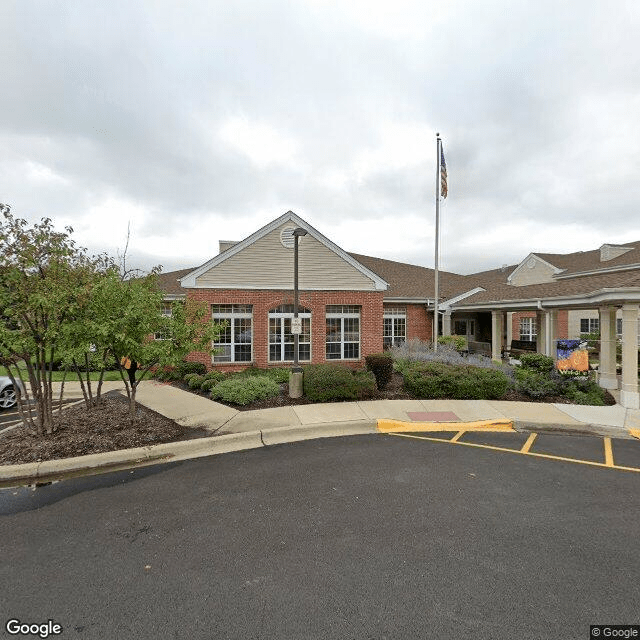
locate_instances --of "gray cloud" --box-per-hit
[1,0,639,275]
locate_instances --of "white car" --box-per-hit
[0,376,26,410]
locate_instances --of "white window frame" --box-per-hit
[212,304,253,363]
[268,305,312,363]
[383,306,406,348]
[326,305,361,360]
[154,303,173,341]
[580,318,599,334]
[519,317,537,342]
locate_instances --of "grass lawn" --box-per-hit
[1,365,123,383]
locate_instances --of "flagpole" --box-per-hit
[434,133,441,351]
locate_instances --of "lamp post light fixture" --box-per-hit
[289,227,308,398]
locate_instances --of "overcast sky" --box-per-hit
[2,0,639,275]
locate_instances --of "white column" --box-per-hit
[536,311,549,355]
[598,306,618,390]
[549,310,559,359]
[491,311,503,361]
[443,311,452,336]
[620,303,639,409]
[506,312,513,347]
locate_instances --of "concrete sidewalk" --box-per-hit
[3,378,639,488]
[134,379,640,439]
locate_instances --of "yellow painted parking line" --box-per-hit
[376,418,514,433]
[629,428,640,441]
[603,437,614,467]
[451,430,465,443]
[521,432,537,454]
[386,432,640,474]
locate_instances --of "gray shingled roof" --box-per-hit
[535,241,640,276]
[454,269,640,306]
[155,267,194,296]
[155,242,640,305]
[347,253,471,299]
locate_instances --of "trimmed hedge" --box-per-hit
[518,353,555,372]
[203,371,226,384]
[200,378,219,392]
[403,362,509,400]
[176,361,207,378]
[514,368,560,398]
[365,353,394,390]
[152,365,179,382]
[228,366,290,383]
[187,374,205,390]
[210,376,280,405]
[303,364,376,402]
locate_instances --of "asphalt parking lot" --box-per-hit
[1,433,639,640]
[0,399,78,431]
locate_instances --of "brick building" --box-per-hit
[157,211,640,408]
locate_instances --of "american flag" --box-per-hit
[440,144,448,199]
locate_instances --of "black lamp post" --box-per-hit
[289,227,307,398]
[292,227,308,369]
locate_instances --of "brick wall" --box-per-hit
[512,310,568,340]
[406,304,433,342]
[185,289,384,371]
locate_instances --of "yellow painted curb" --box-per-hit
[376,418,514,433]
[629,428,640,441]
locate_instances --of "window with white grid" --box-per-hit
[326,305,360,360]
[519,317,537,342]
[212,304,253,363]
[154,303,173,340]
[383,307,406,348]
[580,318,599,334]
[269,305,311,362]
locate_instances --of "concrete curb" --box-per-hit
[0,416,634,489]
[0,421,377,489]
[514,421,633,439]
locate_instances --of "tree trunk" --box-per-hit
[73,358,90,408]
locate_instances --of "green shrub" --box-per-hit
[210,376,280,405]
[200,378,218,392]
[152,365,179,381]
[226,366,293,384]
[438,335,467,351]
[203,371,225,384]
[403,362,509,400]
[365,353,394,390]
[518,353,555,372]
[176,361,207,378]
[183,373,199,384]
[303,364,376,402]
[563,378,606,406]
[187,374,205,390]
[514,368,560,398]
[265,367,290,383]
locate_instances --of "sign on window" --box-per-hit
[291,317,302,334]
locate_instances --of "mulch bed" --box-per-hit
[0,393,193,466]
[174,371,414,411]
[173,372,616,409]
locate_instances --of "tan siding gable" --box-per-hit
[195,222,377,290]
[509,256,557,286]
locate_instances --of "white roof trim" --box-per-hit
[179,211,389,291]
[507,253,565,283]
[383,297,432,304]
[450,287,640,311]
[440,287,485,310]
[553,262,640,279]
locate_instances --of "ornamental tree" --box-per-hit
[0,204,108,434]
